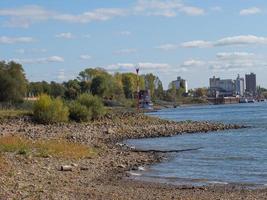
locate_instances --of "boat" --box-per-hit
[247,99,255,103]
[239,98,248,103]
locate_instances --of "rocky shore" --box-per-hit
[1,112,266,200]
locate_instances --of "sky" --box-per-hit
[1,0,267,89]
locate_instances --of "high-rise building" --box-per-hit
[245,73,256,96]
[235,74,245,97]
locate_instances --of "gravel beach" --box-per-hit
[1,112,265,200]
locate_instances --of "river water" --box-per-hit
[126,102,267,187]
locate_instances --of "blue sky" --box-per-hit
[1,0,267,89]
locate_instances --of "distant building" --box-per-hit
[245,73,256,96]
[235,74,245,97]
[169,76,188,93]
[209,76,235,97]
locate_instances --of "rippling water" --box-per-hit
[126,102,267,186]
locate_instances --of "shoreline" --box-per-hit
[0,113,265,200]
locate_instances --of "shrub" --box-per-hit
[68,93,106,122]
[33,94,69,123]
[68,101,92,122]
[77,93,106,120]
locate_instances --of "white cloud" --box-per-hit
[181,59,205,67]
[15,48,47,54]
[179,52,267,72]
[139,62,171,69]
[134,0,205,17]
[0,5,54,28]
[47,56,64,62]
[155,43,178,51]
[240,7,261,16]
[0,36,34,44]
[12,56,64,64]
[215,35,267,46]
[83,34,91,39]
[210,6,222,12]
[182,35,267,48]
[15,49,25,54]
[0,2,205,28]
[0,5,127,28]
[105,62,172,72]
[106,63,134,72]
[113,48,137,54]
[80,55,92,60]
[180,6,205,16]
[181,40,212,48]
[55,32,74,39]
[57,69,66,81]
[55,8,127,23]
[216,52,255,60]
[118,31,131,36]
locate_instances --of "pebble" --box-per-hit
[80,166,89,171]
[60,165,72,171]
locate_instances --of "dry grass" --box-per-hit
[0,109,31,119]
[0,154,6,170]
[35,140,97,159]
[0,136,97,159]
[0,136,30,154]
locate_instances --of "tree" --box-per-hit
[113,73,125,99]
[91,75,109,97]
[64,79,81,99]
[121,73,136,99]
[79,81,91,93]
[121,73,145,99]
[50,81,65,98]
[155,80,164,100]
[78,68,108,82]
[144,73,156,98]
[0,61,27,102]
[143,73,164,100]
[28,82,44,96]
[194,88,208,97]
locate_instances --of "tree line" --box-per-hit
[28,68,165,102]
[0,61,213,105]
[0,61,167,103]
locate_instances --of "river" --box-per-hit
[126,102,267,187]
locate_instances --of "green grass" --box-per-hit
[0,136,97,159]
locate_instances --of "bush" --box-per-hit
[77,93,106,120]
[33,94,69,123]
[68,101,92,122]
[68,93,106,122]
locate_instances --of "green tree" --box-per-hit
[144,73,156,98]
[91,75,109,97]
[194,87,208,97]
[155,80,164,100]
[64,79,81,99]
[113,73,125,99]
[0,61,27,102]
[50,82,66,98]
[78,68,108,82]
[121,73,145,99]
[143,73,164,100]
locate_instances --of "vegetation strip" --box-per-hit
[0,136,97,159]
